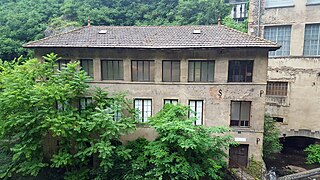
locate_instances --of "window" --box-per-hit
[266,82,288,96]
[188,60,214,82]
[230,101,251,127]
[307,0,320,4]
[56,59,70,71]
[228,60,253,82]
[79,97,93,110]
[266,0,293,8]
[189,100,203,125]
[80,59,93,77]
[134,99,152,122]
[132,60,154,82]
[304,24,320,56]
[101,60,123,80]
[264,26,291,57]
[162,60,180,82]
[273,117,284,123]
[164,99,178,105]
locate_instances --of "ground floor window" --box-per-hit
[229,144,249,168]
[189,100,203,125]
[164,99,178,105]
[134,99,152,122]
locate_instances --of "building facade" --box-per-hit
[249,0,320,139]
[225,0,248,22]
[25,25,278,167]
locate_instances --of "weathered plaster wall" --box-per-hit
[249,0,320,139]
[35,47,269,161]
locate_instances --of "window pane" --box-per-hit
[240,102,250,121]
[188,60,215,82]
[80,59,93,77]
[171,61,180,82]
[132,61,137,81]
[266,0,293,8]
[228,60,253,82]
[162,61,171,81]
[194,62,201,81]
[304,24,320,56]
[195,101,203,125]
[132,60,154,82]
[188,61,194,81]
[231,101,240,121]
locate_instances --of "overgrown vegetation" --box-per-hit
[246,157,264,179]
[223,16,248,33]
[0,0,231,60]
[305,144,320,165]
[263,115,283,158]
[0,54,234,179]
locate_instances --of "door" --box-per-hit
[229,144,249,168]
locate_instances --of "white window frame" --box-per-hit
[189,100,203,125]
[164,99,178,105]
[134,99,152,122]
[307,0,320,5]
[266,0,294,8]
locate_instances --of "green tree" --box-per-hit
[263,115,283,157]
[120,104,234,180]
[0,54,136,179]
[223,16,248,33]
[305,144,320,165]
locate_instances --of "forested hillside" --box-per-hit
[0,0,230,60]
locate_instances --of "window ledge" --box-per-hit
[265,4,294,9]
[231,128,263,133]
[306,2,320,6]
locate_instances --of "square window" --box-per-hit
[164,99,178,105]
[55,59,70,71]
[162,60,180,82]
[228,60,253,82]
[266,0,293,8]
[188,60,215,82]
[132,60,154,82]
[101,60,124,80]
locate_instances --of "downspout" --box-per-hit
[257,0,262,37]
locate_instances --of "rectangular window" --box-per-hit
[304,24,320,56]
[132,60,155,82]
[189,100,203,125]
[266,82,288,96]
[266,0,293,8]
[164,99,178,105]
[101,60,124,80]
[79,97,93,110]
[307,0,320,4]
[228,60,253,82]
[80,59,93,77]
[134,99,152,122]
[162,60,180,82]
[188,60,215,82]
[56,59,70,71]
[264,26,291,57]
[230,101,251,127]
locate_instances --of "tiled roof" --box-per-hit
[24,25,279,49]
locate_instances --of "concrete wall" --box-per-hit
[249,0,320,139]
[35,47,269,161]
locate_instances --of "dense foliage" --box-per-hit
[0,53,137,179]
[263,115,283,157]
[114,104,234,180]
[305,144,320,165]
[0,0,231,60]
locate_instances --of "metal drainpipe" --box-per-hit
[257,0,262,37]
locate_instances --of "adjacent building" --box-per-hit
[24,25,278,167]
[249,0,320,141]
[225,0,248,22]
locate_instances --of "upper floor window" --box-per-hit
[266,0,293,8]
[164,99,178,105]
[307,0,320,4]
[56,59,70,71]
[162,60,180,82]
[80,59,93,77]
[266,82,288,96]
[134,99,152,122]
[132,60,154,82]
[188,60,215,82]
[230,101,251,127]
[304,24,320,56]
[189,100,203,125]
[228,60,253,82]
[101,60,124,80]
[264,26,291,57]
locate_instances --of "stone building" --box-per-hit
[249,0,320,141]
[24,25,278,167]
[225,0,248,22]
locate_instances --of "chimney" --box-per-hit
[87,16,91,26]
[218,16,221,27]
